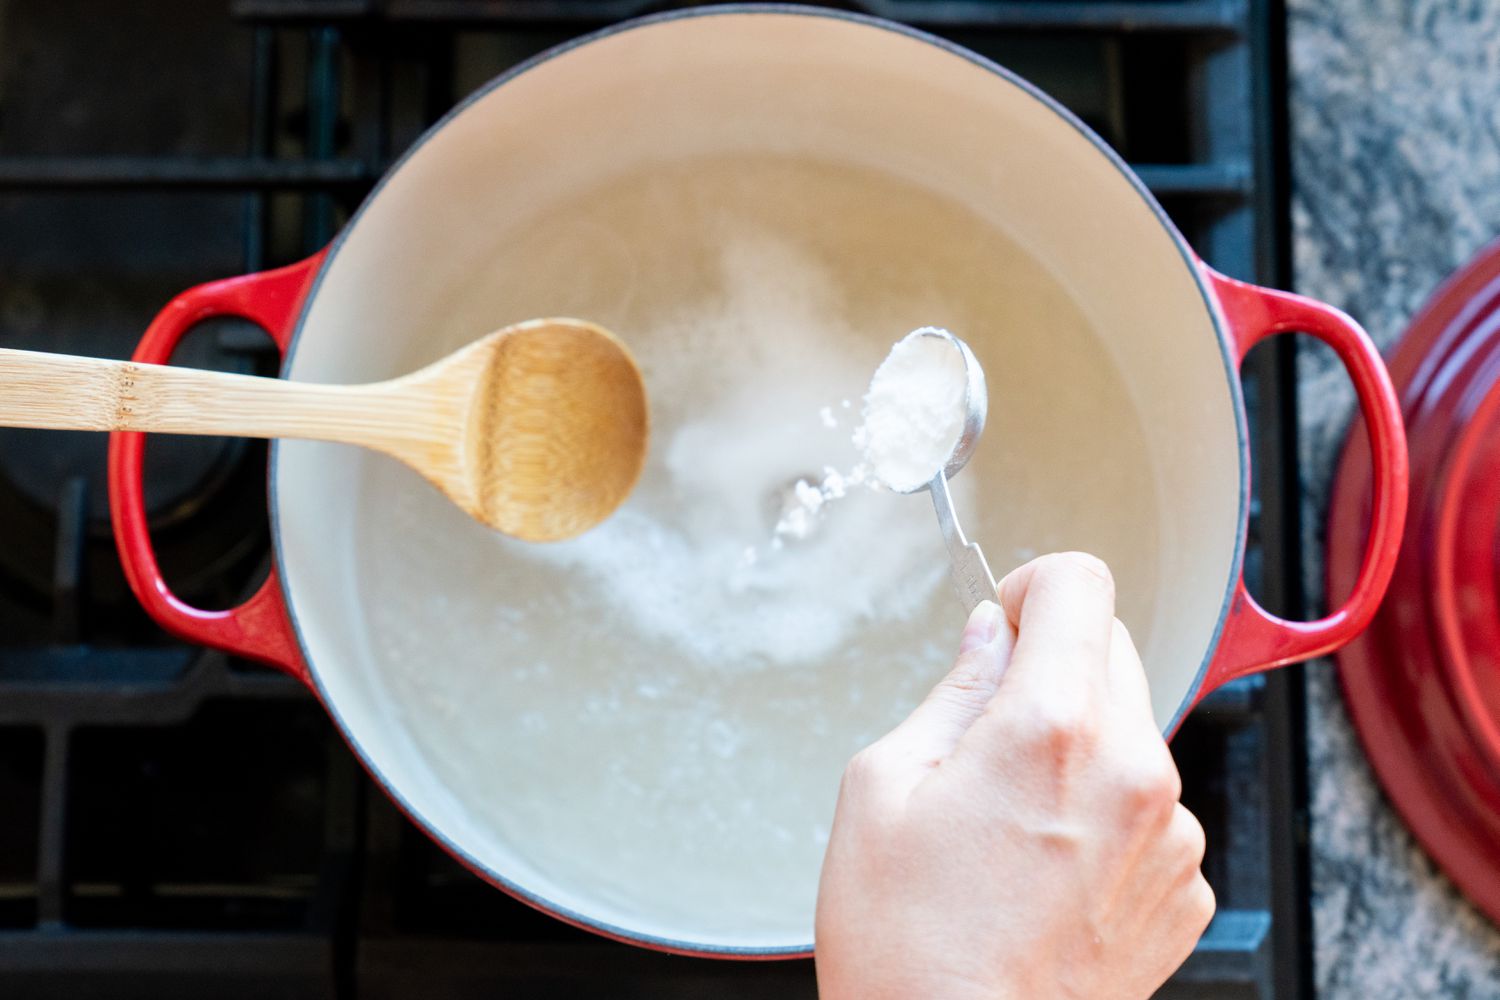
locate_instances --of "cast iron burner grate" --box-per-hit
[0,2,1305,997]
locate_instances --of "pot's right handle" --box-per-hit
[106,252,326,685]
[1199,266,1408,693]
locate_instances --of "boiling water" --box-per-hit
[353,154,1158,941]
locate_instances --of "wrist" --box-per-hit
[817,962,1022,1000]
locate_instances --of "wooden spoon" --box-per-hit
[0,318,649,542]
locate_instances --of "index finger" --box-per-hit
[994,551,1117,696]
[951,553,1117,762]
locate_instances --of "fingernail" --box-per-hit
[959,600,1002,654]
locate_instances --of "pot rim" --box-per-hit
[267,2,1249,958]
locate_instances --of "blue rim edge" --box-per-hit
[268,1,1250,958]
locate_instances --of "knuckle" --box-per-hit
[942,649,997,697]
[1164,761,1185,804]
[1043,551,1115,594]
[842,744,890,789]
[1014,698,1099,758]
[1173,808,1209,867]
[1118,754,1182,817]
[1188,874,1217,928]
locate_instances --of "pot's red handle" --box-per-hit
[106,252,327,685]
[1200,265,1408,693]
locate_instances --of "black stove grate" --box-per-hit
[0,2,1305,997]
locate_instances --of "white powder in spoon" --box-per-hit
[767,328,968,544]
[855,329,968,492]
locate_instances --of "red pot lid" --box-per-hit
[1329,238,1500,926]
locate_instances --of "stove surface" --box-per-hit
[0,2,1306,996]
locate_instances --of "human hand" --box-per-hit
[815,552,1214,1000]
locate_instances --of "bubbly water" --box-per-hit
[351,154,1157,940]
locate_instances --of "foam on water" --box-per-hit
[515,229,954,666]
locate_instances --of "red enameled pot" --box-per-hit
[105,6,1407,957]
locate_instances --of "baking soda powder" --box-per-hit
[857,329,968,492]
[771,328,969,542]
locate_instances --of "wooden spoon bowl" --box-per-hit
[459,319,649,540]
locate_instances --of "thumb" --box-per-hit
[880,601,1015,772]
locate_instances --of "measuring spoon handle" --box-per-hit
[929,469,999,615]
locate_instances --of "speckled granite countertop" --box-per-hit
[1289,0,1500,995]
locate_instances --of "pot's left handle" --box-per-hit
[107,252,327,684]
[1199,265,1408,694]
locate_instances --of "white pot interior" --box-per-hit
[273,10,1243,953]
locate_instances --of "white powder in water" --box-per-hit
[499,228,961,668]
[857,330,968,492]
[771,463,869,544]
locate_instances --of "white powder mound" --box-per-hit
[857,330,968,492]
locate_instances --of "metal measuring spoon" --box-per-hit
[885,328,997,615]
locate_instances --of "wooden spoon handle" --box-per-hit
[0,347,420,450]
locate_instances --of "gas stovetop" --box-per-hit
[0,2,1306,997]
